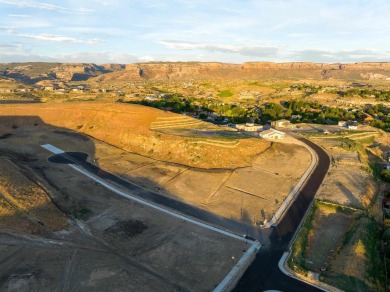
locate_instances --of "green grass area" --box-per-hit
[218,89,233,98]
[154,127,248,141]
[289,200,317,274]
[247,81,263,86]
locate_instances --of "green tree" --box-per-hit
[381,170,390,182]
[284,109,292,118]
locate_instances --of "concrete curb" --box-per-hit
[279,251,343,292]
[214,241,261,292]
[263,135,318,228]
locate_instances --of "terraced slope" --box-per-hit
[0,102,269,168]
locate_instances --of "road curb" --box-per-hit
[214,241,261,292]
[279,251,343,292]
[263,135,318,228]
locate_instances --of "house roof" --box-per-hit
[261,129,285,136]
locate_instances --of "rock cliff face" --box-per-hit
[53,63,104,81]
[1,61,390,83]
[98,61,390,81]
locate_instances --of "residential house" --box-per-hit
[260,129,286,140]
[145,94,159,101]
[339,120,359,129]
[235,123,263,132]
[338,121,347,127]
[271,119,295,130]
[347,121,359,130]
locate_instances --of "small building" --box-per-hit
[260,129,285,140]
[347,121,358,130]
[271,119,295,130]
[338,121,347,127]
[145,94,159,101]
[235,123,263,132]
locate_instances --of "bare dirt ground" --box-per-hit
[289,127,388,291]
[94,140,310,225]
[0,125,249,291]
[308,131,380,208]
[290,202,380,291]
[0,102,270,169]
[0,105,313,290]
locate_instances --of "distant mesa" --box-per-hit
[82,61,390,82]
[1,61,390,85]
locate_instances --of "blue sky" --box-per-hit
[0,0,389,64]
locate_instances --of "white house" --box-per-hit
[145,94,159,101]
[347,121,359,130]
[338,121,347,127]
[260,129,285,139]
[339,120,358,129]
[235,123,263,132]
[271,119,296,130]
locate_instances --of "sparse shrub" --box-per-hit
[381,170,390,182]
[71,207,92,220]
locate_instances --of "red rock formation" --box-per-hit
[54,61,390,81]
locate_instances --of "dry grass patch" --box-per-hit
[289,201,384,291]
[0,102,269,168]
[0,156,68,234]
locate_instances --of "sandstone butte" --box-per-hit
[95,61,390,81]
[2,61,390,82]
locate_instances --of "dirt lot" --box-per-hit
[0,105,314,290]
[307,131,381,208]
[290,201,382,291]
[288,128,388,291]
[87,137,310,225]
[0,125,249,291]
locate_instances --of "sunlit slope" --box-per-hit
[0,102,269,168]
[0,156,68,233]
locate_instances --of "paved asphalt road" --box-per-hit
[233,137,330,291]
[48,137,330,291]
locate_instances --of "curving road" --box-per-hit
[233,137,331,291]
[43,136,330,291]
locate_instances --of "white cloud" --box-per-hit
[0,0,94,14]
[8,14,30,17]
[287,33,315,38]
[0,25,17,33]
[159,40,279,57]
[49,52,142,64]
[17,33,103,44]
[292,48,390,62]
[0,43,21,48]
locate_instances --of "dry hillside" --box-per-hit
[0,102,269,168]
[0,156,68,234]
